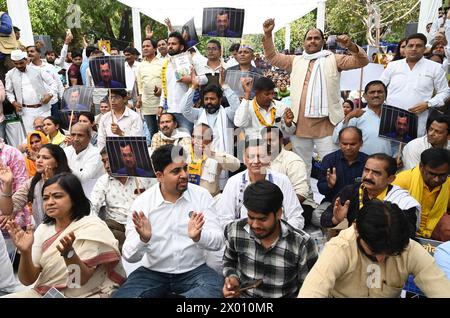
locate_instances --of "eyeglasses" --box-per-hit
[423,169,449,179]
[34,125,44,130]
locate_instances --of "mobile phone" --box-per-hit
[238,279,263,292]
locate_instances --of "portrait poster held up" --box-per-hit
[225,69,263,97]
[60,85,94,130]
[89,56,126,89]
[106,136,155,178]
[181,18,199,49]
[202,7,245,38]
[379,104,418,144]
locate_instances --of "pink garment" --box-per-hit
[0,139,31,227]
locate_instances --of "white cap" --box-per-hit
[10,50,27,61]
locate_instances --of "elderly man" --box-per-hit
[393,148,450,239]
[5,50,57,133]
[150,113,191,152]
[263,19,369,176]
[402,114,450,170]
[64,123,103,199]
[381,33,450,136]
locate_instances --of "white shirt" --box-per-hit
[97,107,144,150]
[125,61,140,92]
[234,98,293,139]
[380,57,450,135]
[29,61,64,102]
[217,169,305,230]
[122,183,224,274]
[0,231,17,293]
[20,73,41,105]
[64,143,104,199]
[402,135,450,170]
[90,174,156,224]
[159,60,189,113]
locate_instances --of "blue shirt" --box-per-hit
[435,241,450,280]
[80,60,89,86]
[317,149,368,203]
[332,107,394,156]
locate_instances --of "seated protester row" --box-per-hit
[320,153,421,239]
[43,116,65,148]
[90,148,155,251]
[299,200,450,298]
[219,139,304,230]
[181,69,239,155]
[261,126,317,226]
[234,76,295,139]
[393,148,450,240]
[316,127,368,224]
[150,113,191,153]
[188,124,240,197]
[3,173,125,298]
[332,81,393,156]
[97,89,144,151]
[64,123,103,199]
[24,131,49,177]
[402,114,450,170]
[115,144,224,298]
[0,144,71,226]
[223,181,318,298]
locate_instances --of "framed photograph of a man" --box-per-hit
[182,18,199,49]
[202,7,245,38]
[61,85,94,112]
[106,136,155,178]
[379,105,418,143]
[89,56,126,89]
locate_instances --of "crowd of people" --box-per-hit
[0,8,450,299]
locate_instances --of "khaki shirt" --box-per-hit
[298,226,450,298]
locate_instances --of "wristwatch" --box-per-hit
[61,248,75,259]
[426,101,432,109]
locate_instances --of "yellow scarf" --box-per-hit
[49,131,65,147]
[161,59,170,111]
[358,184,388,210]
[252,99,276,126]
[188,145,207,185]
[407,166,449,238]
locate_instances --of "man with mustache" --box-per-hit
[115,144,224,298]
[320,153,421,239]
[181,67,239,155]
[333,81,394,156]
[150,113,191,153]
[299,200,450,298]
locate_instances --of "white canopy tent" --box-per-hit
[418,0,442,34]
[118,0,327,52]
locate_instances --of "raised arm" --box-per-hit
[262,19,294,72]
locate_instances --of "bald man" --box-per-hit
[64,122,103,198]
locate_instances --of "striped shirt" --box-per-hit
[223,219,318,298]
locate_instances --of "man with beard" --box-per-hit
[159,32,194,132]
[299,200,450,298]
[181,67,239,155]
[386,114,413,143]
[97,61,124,88]
[150,113,191,153]
[320,153,421,238]
[115,144,224,298]
[223,180,318,298]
